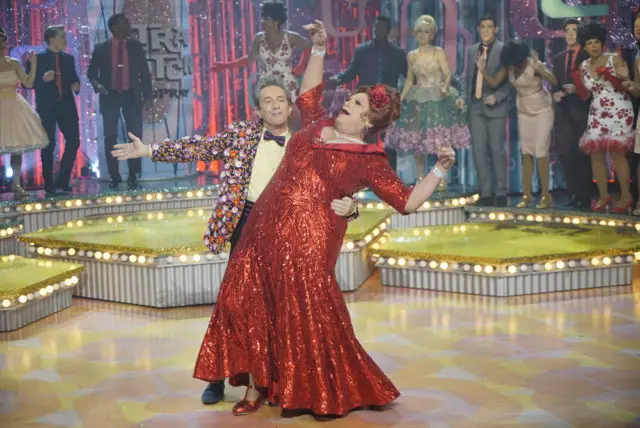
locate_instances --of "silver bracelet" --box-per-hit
[311,46,326,56]
[431,165,447,179]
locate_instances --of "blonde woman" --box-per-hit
[384,15,469,183]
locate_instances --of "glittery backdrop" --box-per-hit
[1,0,638,192]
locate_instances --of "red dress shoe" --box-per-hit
[593,196,612,212]
[232,386,266,416]
[611,198,634,215]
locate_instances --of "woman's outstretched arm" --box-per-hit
[299,20,327,96]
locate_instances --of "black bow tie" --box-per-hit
[264,130,286,146]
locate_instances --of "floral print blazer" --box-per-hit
[151,120,265,253]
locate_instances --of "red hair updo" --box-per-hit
[355,84,401,135]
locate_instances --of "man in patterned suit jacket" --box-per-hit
[112,76,358,404]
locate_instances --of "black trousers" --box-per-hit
[39,110,80,191]
[228,201,254,256]
[558,146,592,202]
[102,90,143,180]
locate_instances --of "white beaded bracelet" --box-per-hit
[431,165,447,179]
[311,46,326,56]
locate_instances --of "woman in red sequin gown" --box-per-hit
[193,21,455,417]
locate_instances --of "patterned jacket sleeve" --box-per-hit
[362,155,412,215]
[296,82,329,128]
[151,128,235,163]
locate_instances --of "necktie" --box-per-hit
[565,49,574,81]
[264,130,286,146]
[115,41,124,92]
[475,45,487,100]
[55,54,62,98]
[376,46,384,83]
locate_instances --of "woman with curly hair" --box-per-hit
[118,21,455,417]
[574,21,633,213]
[383,15,469,186]
[212,2,311,101]
[476,40,557,209]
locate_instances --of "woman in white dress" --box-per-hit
[0,26,48,198]
[212,3,311,101]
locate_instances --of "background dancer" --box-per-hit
[552,19,592,211]
[477,41,557,209]
[0,26,48,199]
[27,25,81,196]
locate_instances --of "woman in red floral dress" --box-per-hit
[193,21,455,417]
[575,22,634,213]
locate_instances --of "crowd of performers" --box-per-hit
[2,4,640,215]
[2,1,640,418]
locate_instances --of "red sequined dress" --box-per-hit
[193,82,411,416]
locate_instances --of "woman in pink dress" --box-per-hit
[573,22,634,213]
[115,20,455,417]
[0,26,48,198]
[477,40,557,209]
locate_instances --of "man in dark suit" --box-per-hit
[328,16,408,169]
[27,25,81,196]
[551,19,592,210]
[88,13,152,190]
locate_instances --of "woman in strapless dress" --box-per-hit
[0,27,48,198]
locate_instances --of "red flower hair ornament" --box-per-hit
[370,84,391,108]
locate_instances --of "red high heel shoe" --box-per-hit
[593,196,612,212]
[232,386,266,416]
[611,198,634,215]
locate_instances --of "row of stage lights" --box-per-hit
[3,189,215,214]
[470,211,640,231]
[342,218,390,251]
[372,252,640,275]
[27,245,230,265]
[61,209,209,228]
[0,224,22,238]
[357,194,480,211]
[0,256,80,309]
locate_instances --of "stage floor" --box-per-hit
[0,271,638,427]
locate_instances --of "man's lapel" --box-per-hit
[486,41,500,71]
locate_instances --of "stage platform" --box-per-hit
[0,185,218,234]
[374,222,640,297]
[465,205,640,231]
[356,189,479,228]
[0,216,23,256]
[19,208,392,307]
[0,256,84,331]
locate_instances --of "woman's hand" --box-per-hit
[303,20,326,47]
[455,97,465,109]
[28,51,37,64]
[331,197,357,217]
[112,132,151,160]
[436,147,456,170]
[530,50,543,72]
[614,59,630,80]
